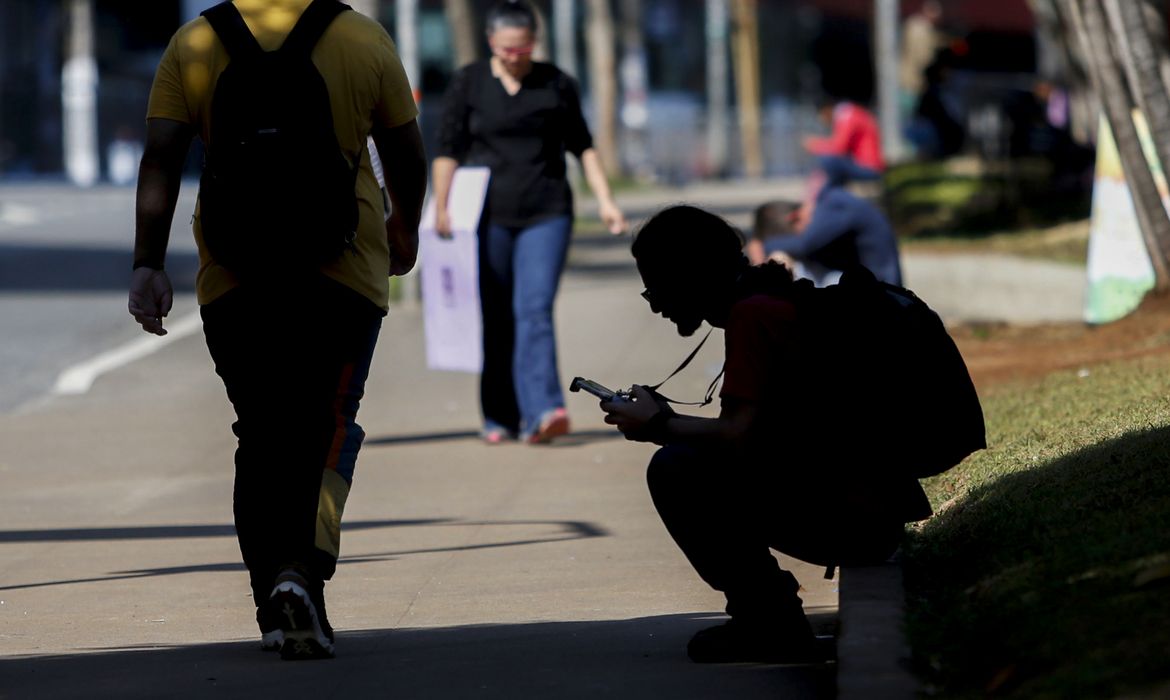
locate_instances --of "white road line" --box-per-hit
[52,311,203,395]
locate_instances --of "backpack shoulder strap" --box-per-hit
[201,2,264,61]
[281,0,351,57]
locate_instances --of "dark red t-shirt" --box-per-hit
[718,293,932,523]
[721,294,800,408]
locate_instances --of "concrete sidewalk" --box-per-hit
[0,256,838,698]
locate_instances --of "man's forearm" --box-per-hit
[374,120,427,235]
[134,158,183,269]
[134,119,192,269]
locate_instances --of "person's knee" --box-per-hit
[646,444,698,496]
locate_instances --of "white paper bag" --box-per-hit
[418,167,491,372]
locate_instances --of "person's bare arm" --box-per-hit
[129,117,192,336]
[579,148,627,234]
[430,155,459,238]
[602,385,756,448]
[371,118,427,276]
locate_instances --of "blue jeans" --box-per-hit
[479,215,573,436]
[818,154,882,187]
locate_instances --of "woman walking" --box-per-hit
[432,0,626,444]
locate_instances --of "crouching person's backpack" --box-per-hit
[198,0,359,276]
[795,268,986,479]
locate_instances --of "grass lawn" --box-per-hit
[904,353,1170,698]
[883,157,1093,245]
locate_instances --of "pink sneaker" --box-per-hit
[482,428,514,445]
[527,408,570,444]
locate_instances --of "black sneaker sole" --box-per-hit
[269,581,334,661]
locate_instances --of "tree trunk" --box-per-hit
[1062,0,1170,287]
[531,2,550,62]
[1104,0,1170,199]
[617,0,646,178]
[1137,0,1170,101]
[584,0,619,171]
[705,0,731,177]
[874,0,903,162]
[729,0,763,178]
[396,0,420,96]
[553,0,578,77]
[63,0,99,187]
[445,0,480,68]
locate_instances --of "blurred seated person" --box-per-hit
[746,186,902,287]
[746,201,839,287]
[803,98,886,188]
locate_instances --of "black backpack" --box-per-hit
[792,268,986,479]
[198,0,359,276]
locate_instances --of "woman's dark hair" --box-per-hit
[486,0,537,34]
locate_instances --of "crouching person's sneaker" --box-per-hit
[686,618,824,664]
[268,568,335,660]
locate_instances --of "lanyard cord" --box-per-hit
[645,328,725,407]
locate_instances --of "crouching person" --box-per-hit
[601,205,971,664]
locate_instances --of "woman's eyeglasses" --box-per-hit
[493,43,534,57]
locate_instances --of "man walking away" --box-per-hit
[128,0,426,660]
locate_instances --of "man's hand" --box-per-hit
[128,266,174,336]
[602,385,670,442]
[387,214,419,277]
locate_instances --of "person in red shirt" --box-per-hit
[600,205,931,664]
[803,99,886,187]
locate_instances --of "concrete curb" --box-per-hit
[836,561,920,699]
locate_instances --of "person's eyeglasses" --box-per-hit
[494,43,534,57]
[641,288,655,304]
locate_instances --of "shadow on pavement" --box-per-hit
[364,429,624,447]
[0,244,199,292]
[0,613,835,699]
[0,519,608,592]
[0,518,451,543]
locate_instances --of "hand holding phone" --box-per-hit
[569,376,628,403]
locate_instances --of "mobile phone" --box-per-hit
[570,376,622,402]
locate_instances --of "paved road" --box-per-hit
[0,183,200,413]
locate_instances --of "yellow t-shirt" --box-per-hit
[146,0,418,311]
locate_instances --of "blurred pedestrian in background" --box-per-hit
[906,49,966,159]
[899,0,946,120]
[431,0,627,446]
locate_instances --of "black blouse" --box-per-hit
[436,60,594,228]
